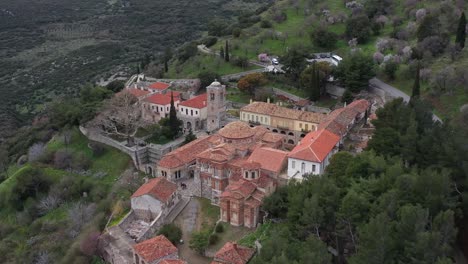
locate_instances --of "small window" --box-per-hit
[195,111,198,115]
[191,110,193,116]
[312,164,316,172]
[186,109,188,115]
[305,124,309,131]
[245,171,248,179]
[301,162,305,174]
[292,160,295,169]
[210,93,215,101]
[251,171,255,179]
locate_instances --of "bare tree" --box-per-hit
[34,251,50,264]
[37,193,62,216]
[91,90,143,145]
[28,142,45,162]
[68,202,97,238]
[431,66,456,94]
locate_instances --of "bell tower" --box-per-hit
[206,80,226,132]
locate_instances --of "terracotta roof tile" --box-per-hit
[241,102,325,123]
[288,129,340,162]
[247,147,288,173]
[133,235,178,263]
[221,179,258,199]
[179,93,208,109]
[212,242,255,264]
[149,82,170,91]
[159,136,213,169]
[160,260,187,264]
[219,121,255,139]
[131,177,177,203]
[122,88,151,98]
[144,93,178,105]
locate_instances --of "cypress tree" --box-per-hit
[169,92,180,138]
[456,12,466,49]
[309,62,320,101]
[411,62,420,103]
[224,40,230,62]
[219,46,225,59]
[164,60,168,73]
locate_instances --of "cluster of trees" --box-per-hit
[257,97,468,263]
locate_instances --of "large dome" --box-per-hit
[218,121,254,139]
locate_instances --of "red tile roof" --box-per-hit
[221,180,257,200]
[318,99,369,136]
[133,235,178,263]
[179,93,207,109]
[160,260,187,264]
[124,88,151,98]
[288,129,340,162]
[144,94,174,105]
[212,242,255,264]
[247,147,288,174]
[218,121,255,139]
[158,136,213,169]
[131,177,177,203]
[149,82,170,91]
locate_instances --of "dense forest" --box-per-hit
[255,98,468,263]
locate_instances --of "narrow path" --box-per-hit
[369,77,442,123]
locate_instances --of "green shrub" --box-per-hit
[209,233,219,245]
[215,223,224,233]
[157,224,182,245]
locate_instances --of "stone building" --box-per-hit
[178,93,208,132]
[142,92,181,122]
[157,121,288,228]
[132,235,180,264]
[239,101,326,146]
[131,177,180,221]
[211,242,255,264]
[206,80,226,132]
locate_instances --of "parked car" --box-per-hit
[272,58,279,65]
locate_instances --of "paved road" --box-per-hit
[369,78,442,123]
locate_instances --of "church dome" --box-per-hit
[210,80,221,86]
[218,121,254,139]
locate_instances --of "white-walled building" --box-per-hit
[178,93,208,131]
[287,129,340,180]
[142,92,181,122]
[130,177,179,221]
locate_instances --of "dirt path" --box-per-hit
[173,199,211,264]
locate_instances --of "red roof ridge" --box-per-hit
[133,235,178,263]
[131,177,177,203]
[179,93,208,109]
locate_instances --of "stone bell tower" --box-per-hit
[206,80,226,132]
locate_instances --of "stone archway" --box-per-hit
[272,129,278,133]
[280,131,286,135]
[288,132,294,136]
[186,121,192,130]
[288,139,295,144]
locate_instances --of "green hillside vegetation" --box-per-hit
[253,98,468,263]
[171,0,467,119]
[0,129,136,263]
[0,0,271,140]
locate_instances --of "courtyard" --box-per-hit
[173,197,252,264]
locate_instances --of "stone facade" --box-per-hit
[206,80,226,132]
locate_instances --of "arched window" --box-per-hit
[301,162,305,174]
[245,171,249,179]
[288,132,294,136]
[288,139,295,144]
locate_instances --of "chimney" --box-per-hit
[203,100,206,106]
[267,97,270,104]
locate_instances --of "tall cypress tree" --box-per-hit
[411,62,420,103]
[309,62,320,101]
[224,40,230,62]
[456,12,466,49]
[169,92,181,138]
